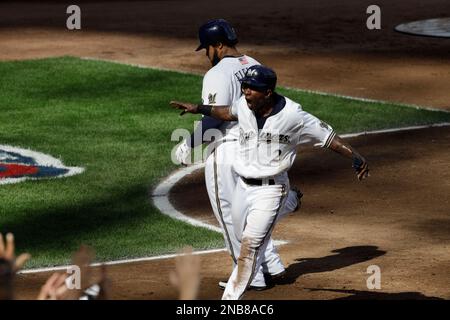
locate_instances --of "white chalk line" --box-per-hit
[150,122,450,238]
[19,247,228,274]
[81,56,450,113]
[282,86,450,114]
[20,121,450,274]
[20,57,450,274]
[152,162,221,233]
[80,56,201,76]
[340,122,450,138]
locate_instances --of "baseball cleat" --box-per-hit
[79,284,101,300]
[269,270,287,280]
[265,270,289,285]
[249,285,268,291]
[218,280,268,291]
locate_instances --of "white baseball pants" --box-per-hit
[205,141,297,288]
[222,174,289,300]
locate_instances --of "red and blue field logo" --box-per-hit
[0,145,84,185]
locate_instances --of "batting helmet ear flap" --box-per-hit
[264,88,274,98]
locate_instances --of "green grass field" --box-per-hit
[1,56,449,268]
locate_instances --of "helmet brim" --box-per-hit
[239,79,270,91]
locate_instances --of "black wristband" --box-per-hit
[197,104,212,116]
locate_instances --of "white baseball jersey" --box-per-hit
[231,95,335,178]
[202,56,299,288]
[201,55,259,142]
[223,95,335,300]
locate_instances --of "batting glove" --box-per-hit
[175,140,191,165]
[352,156,370,180]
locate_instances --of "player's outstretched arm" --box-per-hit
[170,101,236,121]
[328,135,370,180]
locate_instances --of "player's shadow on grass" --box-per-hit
[305,288,444,300]
[280,246,385,284]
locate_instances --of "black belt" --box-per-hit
[242,177,276,186]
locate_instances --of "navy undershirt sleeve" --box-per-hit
[188,116,225,148]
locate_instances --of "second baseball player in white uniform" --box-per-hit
[171,65,370,300]
[175,20,300,289]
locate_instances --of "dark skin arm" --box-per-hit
[329,135,370,180]
[170,101,369,180]
[170,101,236,121]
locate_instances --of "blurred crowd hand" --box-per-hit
[0,234,201,301]
[66,245,96,300]
[37,245,111,300]
[37,273,69,300]
[0,233,31,272]
[0,234,111,300]
[96,264,111,300]
[0,233,31,300]
[170,246,201,300]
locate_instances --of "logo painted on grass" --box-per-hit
[0,145,84,185]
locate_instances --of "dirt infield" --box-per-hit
[1,0,449,108]
[2,1,449,299]
[15,126,450,299]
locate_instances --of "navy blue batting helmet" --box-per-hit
[240,65,277,91]
[196,19,238,51]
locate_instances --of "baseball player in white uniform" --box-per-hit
[174,20,300,290]
[171,65,370,300]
